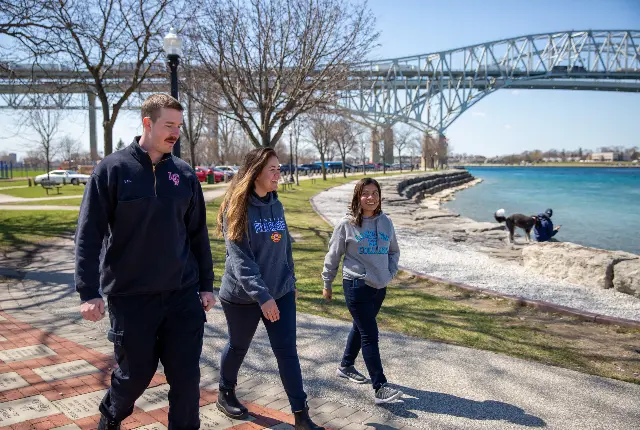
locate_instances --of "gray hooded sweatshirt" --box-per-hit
[322,213,400,290]
[219,191,296,305]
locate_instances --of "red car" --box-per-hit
[194,166,224,183]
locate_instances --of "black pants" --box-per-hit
[341,278,387,390]
[100,287,205,429]
[219,291,307,412]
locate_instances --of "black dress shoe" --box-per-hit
[294,406,325,430]
[216,388,249,419]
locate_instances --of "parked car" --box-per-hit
[216,165,235,174]
[34,170,90,185]
[194,166,225,183]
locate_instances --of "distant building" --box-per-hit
[0,153,17,163]
[590,152,622,162]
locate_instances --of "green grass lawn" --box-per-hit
[0,180,31,188]
[8,199,82,206]
[0,210,79,252]
[1,172,638,384]
[0,184,87,198]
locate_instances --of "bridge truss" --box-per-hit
[339,30,640,135]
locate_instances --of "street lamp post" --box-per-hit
[163,27,182,158]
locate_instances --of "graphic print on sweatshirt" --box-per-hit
[355,230,390,255]
[253,217,287,243]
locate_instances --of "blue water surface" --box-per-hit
[444,167,640,254]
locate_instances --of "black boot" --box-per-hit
[216,388,249,419]
[294,406,325,430]
[98,414,121,430]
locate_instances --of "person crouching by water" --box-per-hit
[321,178,403,404]
[534,208,561,242]
[215,148,324,430]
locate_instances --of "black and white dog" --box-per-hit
[494,209,538,243]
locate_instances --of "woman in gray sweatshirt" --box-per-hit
[321,177,403,404]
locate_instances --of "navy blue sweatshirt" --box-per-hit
[219,191,296,305]
[74,138,214,302]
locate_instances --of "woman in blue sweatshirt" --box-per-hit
[215,148,323,430]
[322,178,403,404]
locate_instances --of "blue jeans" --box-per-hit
[341,278,387,390]
[219,291,307,412]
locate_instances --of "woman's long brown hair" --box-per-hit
[350,177,382,227]
[216,148,278,241]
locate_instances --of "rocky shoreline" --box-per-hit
[377,170,640,298]
[311,171,640,321]
[378,171,526,263]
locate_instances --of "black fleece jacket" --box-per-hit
[74,138,214,302]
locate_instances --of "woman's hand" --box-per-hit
[261,299,280,322]
[322,288,332,302]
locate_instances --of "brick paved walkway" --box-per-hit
[0,310,301,430]
[0,266,397,430]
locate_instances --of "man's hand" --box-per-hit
[322,288,332,302]
[80,298,105,322]
[261,299,280,322]
[554,225,561,231]
[199,292,216,312]
[294,288,299,301]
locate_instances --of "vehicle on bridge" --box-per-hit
[34,170,91,185]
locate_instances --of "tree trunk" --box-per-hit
[102,106,113,156]
[295,146,299,186]
[320,151,327,181]
[342,154,347,178]
[46,146,50,181]
[399,150,402,172]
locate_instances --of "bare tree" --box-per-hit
[394,127,416,172]
[356,129,370,174]
[308,112,336,181]
[0,0,58,38]
[180,36,216,167]
[332,118,360,178]
[182,90,207,167]
[58,136,82,163]
[25,107,63,181]
[291,118,303,185]
[193,0,378,149]
[4,0,179,156]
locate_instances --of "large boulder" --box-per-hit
[522,242,638,290]
[613,259,640,297]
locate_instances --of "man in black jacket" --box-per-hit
[75,94,215,430]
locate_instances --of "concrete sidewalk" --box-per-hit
[1,241,639,429]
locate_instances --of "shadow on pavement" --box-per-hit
[377,385,546,427]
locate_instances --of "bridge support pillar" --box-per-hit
[87,92,98,162]
[370,127,381,163]
[421,131,447,170]
[382,126,394,165]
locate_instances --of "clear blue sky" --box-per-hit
[1,0,639,158]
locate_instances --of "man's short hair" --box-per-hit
[141,94,183,122]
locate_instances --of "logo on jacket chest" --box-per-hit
[271,232,282,243]
[168,172,180,186]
